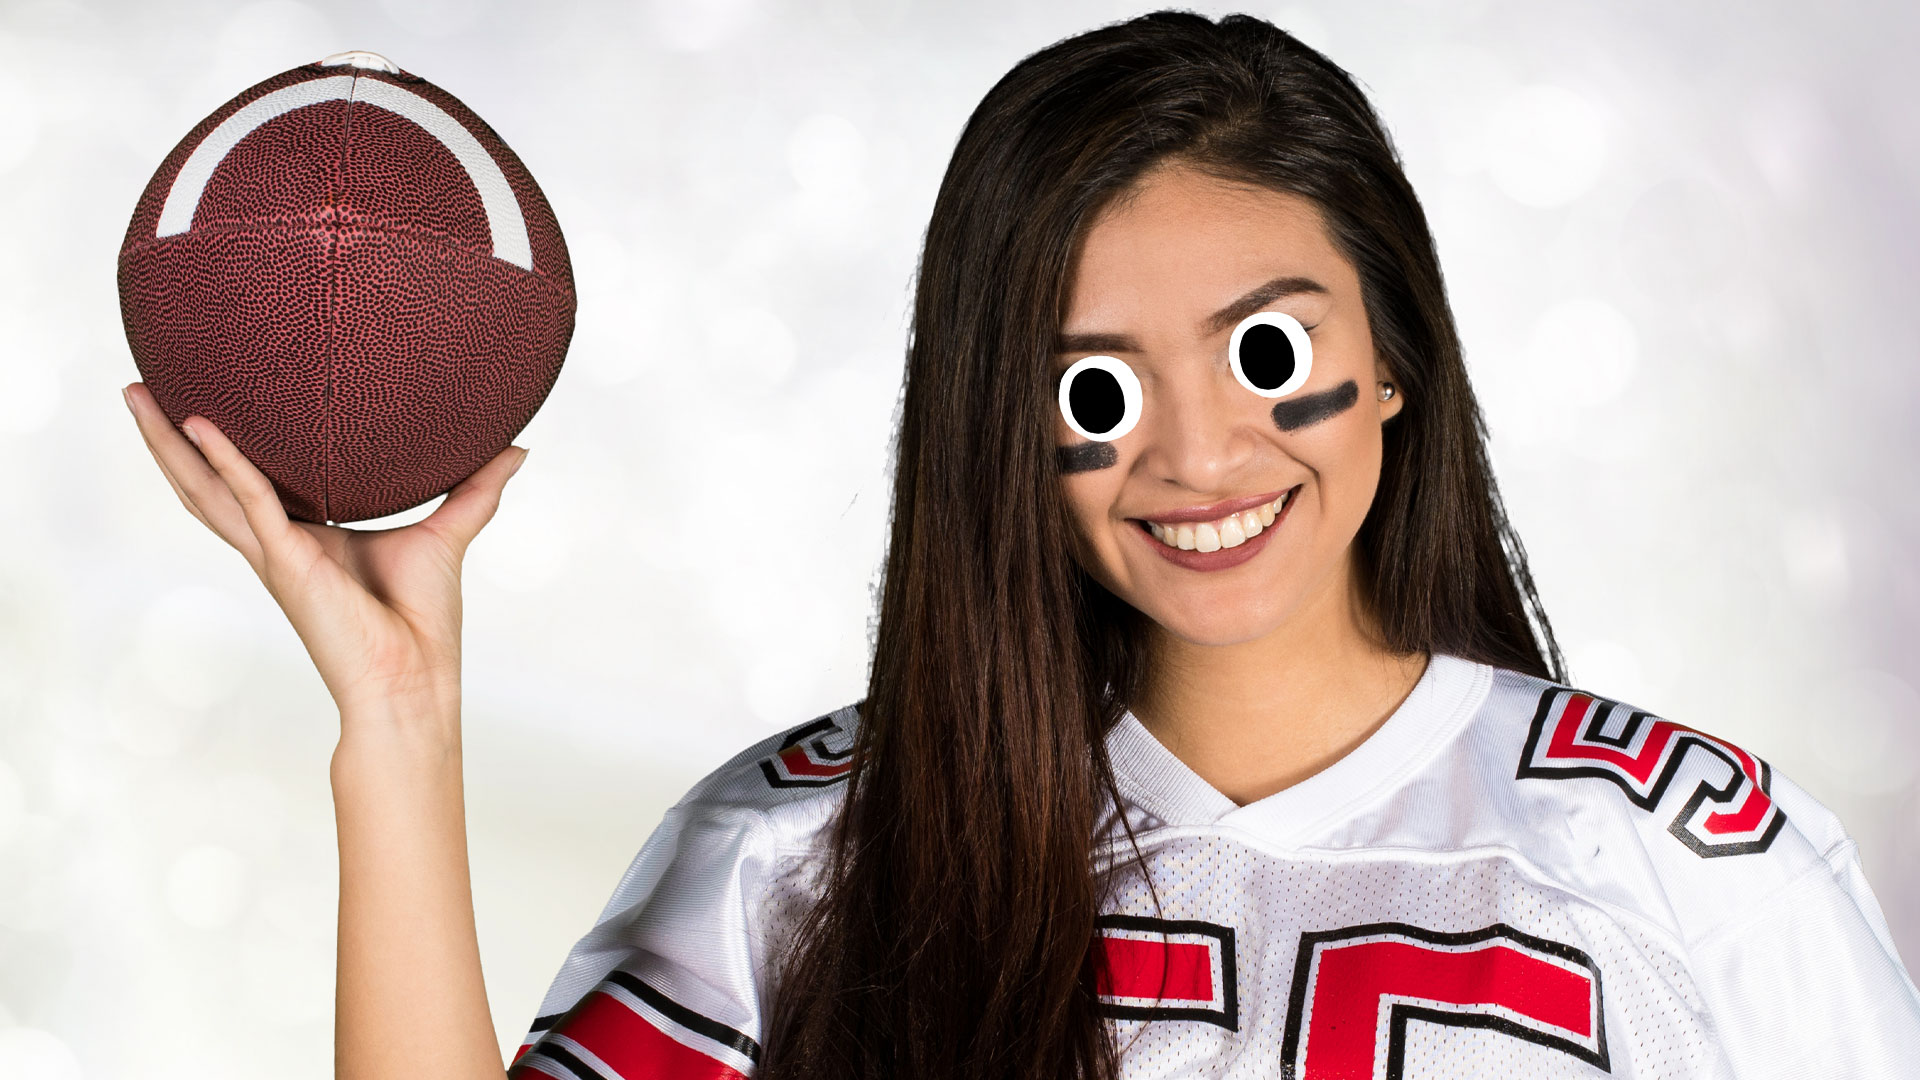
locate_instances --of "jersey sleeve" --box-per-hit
[1688,834,1920,1077]
[507,798,781,1080]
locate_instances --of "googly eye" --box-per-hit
[1057,355,1142,442]
[1229,311,1312,398]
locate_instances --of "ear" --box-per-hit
[1375,362,1404,423]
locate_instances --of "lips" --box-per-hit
[1132,487,1293,526]
[1132,484,1300,571]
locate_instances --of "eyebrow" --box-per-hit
[1052,275,1329,355]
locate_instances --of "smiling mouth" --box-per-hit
[1132,485,1300,552]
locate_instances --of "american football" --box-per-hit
[117,49,575,525]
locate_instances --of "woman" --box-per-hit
[124,10,1918,1079]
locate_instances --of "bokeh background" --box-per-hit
[2,0,1915,1073]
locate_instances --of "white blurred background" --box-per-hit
[2,0,1916,1074]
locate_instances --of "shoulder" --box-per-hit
[667,699,863,849]
[522,704,865,1066]
[1481,666,1844,859]
[564,701,862,954]
[1464,664,1856,935]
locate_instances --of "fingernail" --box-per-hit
[182,423,202,449]
[122,386,133,414]
[509,448,529,478]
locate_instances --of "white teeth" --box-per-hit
[1219,515,1246,548]
[1145,488,1292,552]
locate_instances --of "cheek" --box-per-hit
[1064,463,1143,558]
[1061,470,1123,533]
[1057,478,1116,579]
[1292,411,1385,508]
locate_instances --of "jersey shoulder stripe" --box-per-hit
[1479,666,1869,948]
[673,700,864,825]
[512,703,865,1079]
[1514,679,1786,858]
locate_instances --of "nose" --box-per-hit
[1137,363,1256,494]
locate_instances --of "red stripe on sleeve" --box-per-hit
[776,745,848,779]
[544,988,749,1080]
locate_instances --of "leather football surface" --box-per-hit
[119,54,575,524]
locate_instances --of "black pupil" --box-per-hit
[1239,323,1296,391]
[1067,367,1125,434]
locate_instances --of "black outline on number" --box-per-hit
[1093,913,1238,1030]
[1279,921,1609,1079]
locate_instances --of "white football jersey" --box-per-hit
[508,652,1920,1078]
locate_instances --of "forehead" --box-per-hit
[1063,167,1351,323]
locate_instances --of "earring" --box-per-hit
[1378,381,1395,401]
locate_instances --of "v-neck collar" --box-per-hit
[1103,652,1492,847]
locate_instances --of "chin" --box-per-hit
[1142,599,1292,649]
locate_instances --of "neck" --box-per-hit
[1132,552,1429,807]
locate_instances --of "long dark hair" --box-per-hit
[759,11,1565,1079]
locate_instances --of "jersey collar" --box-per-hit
[1103,651,1493,847]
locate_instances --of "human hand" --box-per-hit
[122,382,529,726]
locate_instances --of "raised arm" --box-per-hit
[125,382,522,1079]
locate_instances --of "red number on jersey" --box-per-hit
[1280,922,1608,1079]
